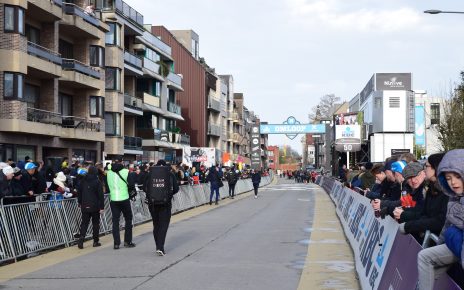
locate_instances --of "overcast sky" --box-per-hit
[129,0,464,153]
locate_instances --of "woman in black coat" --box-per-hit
[77,166,104,249]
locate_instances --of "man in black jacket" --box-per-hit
[0,166,14,199]
[77,166,105,249]
[143,159,179,256]
[226,167,239,199]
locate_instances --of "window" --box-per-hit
[153,81,161,97]
[4,5,24,34]
[59,93,73,116]
[59,39,74,59]
[105,67,121,90]
[105,22,120,46]
[145,48,160,62]
[430,103,440,125]
[26,25,40,44]
[3,72,24,100]
[89,96,104,117]
[105,113,121,136]
[24,84,39,107]
[89,45,105,67]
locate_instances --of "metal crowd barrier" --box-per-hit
[0,172,273,264]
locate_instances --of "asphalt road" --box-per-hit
[1,179,320,290]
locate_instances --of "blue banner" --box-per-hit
[415,106,425,146]
[260,124,326,134]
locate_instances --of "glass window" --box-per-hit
[90,46,104,67]
[105,22,120,46]
[89,96,104,117]
[105,67,120,91]
[145,48,160,62]
[4,6,14,31]
[4,6,24,34]
[105,113,121,136]
[25,84,39,107]
[26,25,40,44]
[430,103,440,125]
[3,72,23,100]
[59,94,73,116]
[3,73,14,98]
[59,39,74,59]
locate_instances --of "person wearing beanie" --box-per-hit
[77,166,104,249]
[359,162,376,191]
[417,149,464,290]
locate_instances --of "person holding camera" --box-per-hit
[105,156,136,249]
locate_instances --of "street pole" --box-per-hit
[347,151,350,170]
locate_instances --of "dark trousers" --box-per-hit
[79,210,100,242]
[253,183,259,196]
[149,203,172,252]
[210,185,220,202]
[229,183,236,197]
[110,199,133,245]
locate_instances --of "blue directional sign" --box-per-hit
[259,123,326,134]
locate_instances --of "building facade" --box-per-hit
[414,90,444,156]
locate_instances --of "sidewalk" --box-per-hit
[297,186,359,290]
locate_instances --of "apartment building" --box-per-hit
[96,0,187,163]
[0,0,108,163]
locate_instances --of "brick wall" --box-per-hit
[40,79,58,112]
[40,22,58,52]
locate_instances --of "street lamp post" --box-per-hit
[424,9,464,15]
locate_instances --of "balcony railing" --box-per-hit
[207,124,221,137]
[62,59,101,79]
[27,41,62,65]
[143,57,161,75]
[114,0,143,27]
[167,72,182,88]
[167,102,181,115]
[207,96,221,112]
[138,92,160,108]
[53,0,63,7]
[124,93,143,110]
[141,30,172,56]
[124,136,142,151]
[25,108,100,131]
[27,107,62,125]
[63,3,100,27]
[138,128,190,145]
[124,50,142,70]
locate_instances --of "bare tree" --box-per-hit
[308,94,341,122]
[437,73,464,150]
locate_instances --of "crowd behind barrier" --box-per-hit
[0,173,273,264]
[316,176,461,290]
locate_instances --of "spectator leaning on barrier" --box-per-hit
[0,166,14,199]
[106,156,136,250]
[397,154,448,244]
[417,149,464,290]
[359,162,376,191]
[77,166,104,249]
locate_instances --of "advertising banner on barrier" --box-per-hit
[327,180,399,290]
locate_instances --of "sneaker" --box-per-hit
[215,201,219,205]
[93,242,101,247]
[78,241,83,249]
[209,201,212,205]
[156,250,165,256]
[124,242,136,248]
[114,244,120,250]
[232,196,235,199]
[254,195,258,199]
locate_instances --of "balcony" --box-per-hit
[62,59,101,79]
[124,93,143,116]
[232,132,242,144]
[124,50,143,75]
[63,3,100,27]
[114,0,144,27]
[138,128,190,149]
[53,0,63,6]
[167,102,181,115]
[167,72,183,91]
[207,124,221,137]
[207,96,221,112]
[136,30,172,58]
[142,58,163,81]
[124,136,143,152]
[27,42,62,65]
[61,116,104,141]
[139,91,161,110]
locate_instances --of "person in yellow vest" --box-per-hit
[105,156,136,249]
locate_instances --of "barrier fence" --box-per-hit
[316,176,461,290]
[0,174,273,264]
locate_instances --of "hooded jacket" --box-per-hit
[0,171,12,199]
[78,172,104,212]
[251,171,261,185]
[437,150,464,259]
[226,170,239,185]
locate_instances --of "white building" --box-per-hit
[414,91,445,156]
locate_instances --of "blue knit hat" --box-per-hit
[391,161,407,174]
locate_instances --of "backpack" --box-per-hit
[146,166,172,205]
